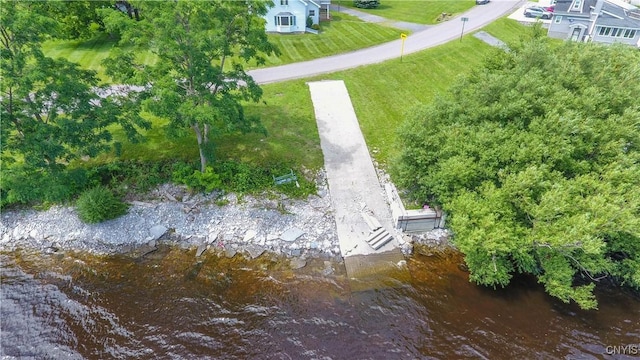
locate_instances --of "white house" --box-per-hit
[548,0,640,47]
[264,0,331,33]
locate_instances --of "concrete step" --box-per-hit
[366,228,393,250]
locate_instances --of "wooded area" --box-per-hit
[396,39,640,309]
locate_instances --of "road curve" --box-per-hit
[248,0,525,84]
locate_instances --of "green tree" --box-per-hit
[45,0,115,39]
[103,0,279,172]
[0,1,149,195]
[354,0,380,9]
[395,40,640,309]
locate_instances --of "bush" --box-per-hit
[90,160,172,193]
[1,167,91,209]
[306,16,313,28]
[311,24,320,30]
[172,160,317,198]
[354,0,380,9]
[171,163,222,192]
[76,186,128,223]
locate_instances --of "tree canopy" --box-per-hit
[395,40,640,309]
[1,0,149,204]
[103,0,279,172]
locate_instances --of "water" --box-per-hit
[1,247,639,359]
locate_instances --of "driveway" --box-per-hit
[508,1,554,24]
[249,0,527,84]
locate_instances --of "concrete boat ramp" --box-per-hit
[308,80,409,290]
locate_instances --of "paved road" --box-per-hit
[329,4,429,32]
[249,0,525,84]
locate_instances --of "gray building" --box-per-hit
[548,0,640,47]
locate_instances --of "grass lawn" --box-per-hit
[96,81,323,171]
[479,18,538,46]
[51,18,533,177]
[334,0,475,25]
[41,35,157,81]
[42,13,402,79]
[261,13,403,66]
[322,36,497,165]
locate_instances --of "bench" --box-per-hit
[273,169,298,186]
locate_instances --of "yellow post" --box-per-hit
[400,33,407,62]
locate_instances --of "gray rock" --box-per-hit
[289,249,302,257]
[290,258,307,269]
[245,245,265,259]
[149,225,168,240]
[207,231,219,244]
[224,247,237,258]
[243,229,257,242]
[322,261,334,276]
[280,227,304,242]
[196,244,207,257]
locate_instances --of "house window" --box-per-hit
[554,16,562,24]
[598,26,636,38]
[280,0,288,5]
[309,10,315,16]
[572,0,581,9]
[274,14,296,26]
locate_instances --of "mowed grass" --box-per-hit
[42,13,402,77]
[334,0,475,24]
[112,28,518,169]
[59,18,532,175]
[97,82,323,170]
[263,13,403,66]
[41,35,157,81]
[325,37,497,164]
[480,18,537,46]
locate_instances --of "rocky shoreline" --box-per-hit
[0,177,451,263]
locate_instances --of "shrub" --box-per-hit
[172,163,222,192]
[306,16,313,28]
[354,0,380,9]
[90,160,172,193]
[76,186,128,223]
[1,167,91,209]
[311,24,320,30]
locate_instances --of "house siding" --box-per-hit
[592,30,640,45]
[547,0,640,47]
[264,0,319,33]
[548,16,591,39]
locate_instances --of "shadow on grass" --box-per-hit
[218,101,322,169]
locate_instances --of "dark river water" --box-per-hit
[1,246,639,359]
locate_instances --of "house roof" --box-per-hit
[554,0,594,15]
[556,0,640,28]
[597,1,640,28]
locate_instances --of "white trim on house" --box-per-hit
[264,0,326,33]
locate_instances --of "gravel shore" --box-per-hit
[0,178,451,261]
